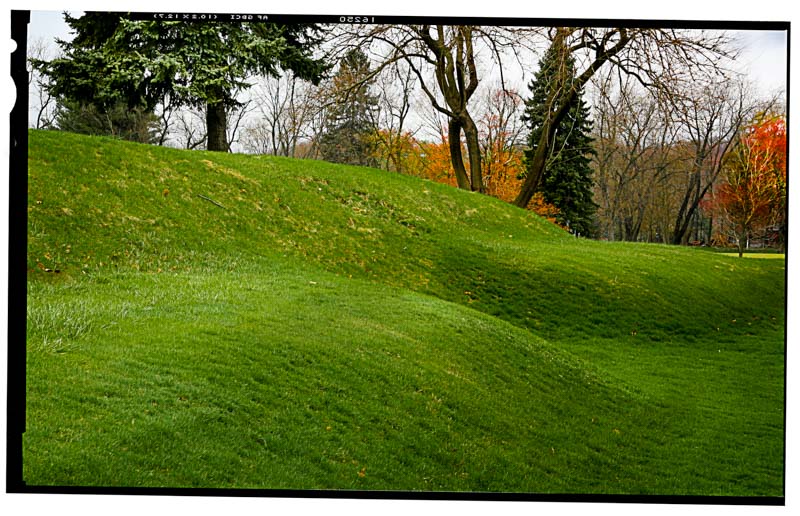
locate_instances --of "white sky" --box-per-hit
[24,9,789,143]
[26,10,789,99]
[729,29,788,97]
[29,10,74,43]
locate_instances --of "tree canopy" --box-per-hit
[36,13,329,150]
[513,28,732,209]
[318,48,380,167]
[711,113,787,255]
[523,43,597,237]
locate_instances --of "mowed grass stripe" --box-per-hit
[27,270,654,492]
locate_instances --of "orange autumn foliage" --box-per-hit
[704,113,787,251]
[747,114,787,181]
[368,129,426,175]
[417,136,461,188]
[407,134,562,225]
[718,114,786,220]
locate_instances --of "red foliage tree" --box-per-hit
[708,114,786,256]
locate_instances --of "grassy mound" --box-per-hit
[24,130,785,495]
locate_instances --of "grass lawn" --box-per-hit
[22,130,786,495]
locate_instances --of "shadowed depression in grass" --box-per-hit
[24,130,785,495]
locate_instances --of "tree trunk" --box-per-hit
[513,35,572,207]
[462,115,484,193]
[706,214,714,245]
[514,28,631,209]
[671,171,695,244]
[514,115,556,207]
[626,216,643,242]
[206,101,228,152]
[448,118,471,190]
[671,164,717,245]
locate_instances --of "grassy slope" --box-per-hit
[24,130,785,494]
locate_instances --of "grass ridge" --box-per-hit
[24,130,785,494]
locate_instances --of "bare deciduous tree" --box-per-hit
[330,24,542,193]
[477,84,526,185]
[28,37,58,130]
[591,70,685,241]
[242,73,324,157]
[226,98,255,153]
[173,106,207,150]
[369,62,418,173]
[590,62,769,246]
[513,27,734,209]
[667,78,758,244]
[152,93,181,147]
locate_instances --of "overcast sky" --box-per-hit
[729,29,788,97]
[27,9,788,100]
[25,10,788,146]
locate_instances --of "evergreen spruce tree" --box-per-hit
[522,43,598,237]
[319,48,379,167]
[34,13,328,151]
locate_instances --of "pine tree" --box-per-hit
[318,49,379,167]
[34,13,328,151]
[522,43,598,237]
